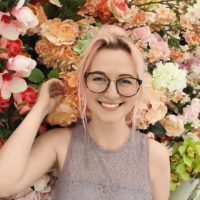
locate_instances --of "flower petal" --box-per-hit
[1,23,20,40]
[10,77,27,93]
[16,0,25,9]
[1,81,11,99]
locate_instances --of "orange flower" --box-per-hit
[40,18,79,46]
[27,3,47,35]
[160,115,184,137]
[97,0,111,22]
[155,5,176,24]
[131,11,147,25]
[59,71,78,89]
[136,89,167,129]
[147,48,161,63]
[78,0,101,17]
[46,93,79,126]
[170,48,186,63]
[184,31,200,46]
[35,38,78,69]
[107,0,129,22]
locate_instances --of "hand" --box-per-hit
[35,78,66,116]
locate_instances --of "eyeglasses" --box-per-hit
[84,71,142,97]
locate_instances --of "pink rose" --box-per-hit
[11,1,39,34]
[183,98,200,122]
[132,26,152,41]
[13,86,38,115]
[0,70,27,99]
[0,12,21,40]
[6,55,37,77]
[149,34,170,60]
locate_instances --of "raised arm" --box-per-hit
[0,79,67,197]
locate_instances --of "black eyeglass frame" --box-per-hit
[84,72,142,97]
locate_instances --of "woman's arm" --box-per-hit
[0,79,66,197]
[149,139,170,200]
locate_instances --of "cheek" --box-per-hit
[85,90,98,109]
[123,98,136,113]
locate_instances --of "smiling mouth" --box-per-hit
[97,101,124,110]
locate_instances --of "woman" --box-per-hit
[0,25,170,200]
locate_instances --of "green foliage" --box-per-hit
[147,121,166,136]
[58,0,86,20]
[28,68,45,83]
[47,68,61,79]
[0,0,17,12]
[170,137,200,191]
[73,25,98,55]
[42,3,59,19]
[0,127,10,140]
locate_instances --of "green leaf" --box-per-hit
[47,68,61,79]
[170,182,177,191]
[178,146,186,155]
[180,171,190,181]
[58,0,86,20]
[183,155,192,167]
[176,163,190,180]
[0,0,18,12]
[176,163,186,174]
[168,38,180,49]
[28,68,45,83]
[0,126,11,140]
[41,3,59,19]
[184,123,193,131]
[147,122,166,136]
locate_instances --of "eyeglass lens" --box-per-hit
[86,73,141,97]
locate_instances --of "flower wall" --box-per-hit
[0,0,200,199]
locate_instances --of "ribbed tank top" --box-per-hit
[53,123,153,200]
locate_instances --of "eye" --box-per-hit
[118,78,133,85]
[91,74,107,82]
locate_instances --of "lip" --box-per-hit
[97,101,124,111]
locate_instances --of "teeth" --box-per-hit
[101,103,119,108]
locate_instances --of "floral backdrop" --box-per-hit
[0,0,200,199]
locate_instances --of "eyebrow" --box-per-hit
[88,71,135,78]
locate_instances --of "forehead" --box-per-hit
[88,48,137,77]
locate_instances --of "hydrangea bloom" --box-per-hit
[152,62,187,93]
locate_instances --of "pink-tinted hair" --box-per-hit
[78,24,150,131]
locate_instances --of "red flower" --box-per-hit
[0,94,10,112]
[0,38,23,58]
[0,137,4,148]
[13,86,38,115]
[97,0,111,22]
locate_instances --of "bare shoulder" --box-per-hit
[40,127,72,171]
[148,139,169,165]
[148,138,170,200]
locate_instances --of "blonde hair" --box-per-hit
[78,24,149,130]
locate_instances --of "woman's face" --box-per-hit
[85,48,140,124]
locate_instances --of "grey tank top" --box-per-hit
[53,123,153,200]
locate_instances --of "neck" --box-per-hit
[87,119,131,150]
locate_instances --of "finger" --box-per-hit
[50,90,65,98]
[50,81,66,92]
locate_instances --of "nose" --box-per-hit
[104,80,119,99]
